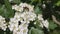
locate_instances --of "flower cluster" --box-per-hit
[0,2,49,34]
[8,3,36,34]
[0,16,7,31]
[12,3,34,12]
[38,14,49,28]
[8,17,28,34]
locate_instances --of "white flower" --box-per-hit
[0,16,7,31]
[42,20,49,28]
[42,4,46,8]
[38,14,49,28]
[8,17,28,34]
[13,27,28,34]
[12,3,34,12]
[19,3,34,12]
[21,12,36,21]
[21,20,30,24]
[11,3,37,34]
[14,11,36,24]
[38,14,43,20]
[12,5,18,9]
[14,23,28,34]
[8,18,19,31]
[12,5,23,12]
[39,20,49,28]
[12,3,36,24]
[19,3,28,7]
[8,23,18,31]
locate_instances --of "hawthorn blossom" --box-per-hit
[8,18,19,31]
[13,24,28,34]
[42,20,49,28]
[0,16,7,31]
[12,5,23,12]
[19,3,34,12]
[38,14,49,28]
[8,17,28,34]
[9,2,37,34]
[20,12,36,21]
[38,14,43,21]
[12,3,34,12]
[12,3,36,23]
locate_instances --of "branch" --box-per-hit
[52,15,60,26]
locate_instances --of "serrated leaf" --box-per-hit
[49,20,57,30]
[35,6,42,14]
[28,27,44,34]
[0,5,6,17]
[4,0,14,18]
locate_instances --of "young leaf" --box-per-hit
[35,6,42,14]
[4,0,14,18]
[49,20,57,30]
[28,27,44,34]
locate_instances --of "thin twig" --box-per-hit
[52,15,60,26]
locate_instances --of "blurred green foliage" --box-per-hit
[56,1,60,6]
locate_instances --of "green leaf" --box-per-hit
[0,5,6,17]
[55,1,60,6]
[28,27,44,34]
[31,0,41,3]
[35,6,42,14]
[49,20,57,30]
[4,0,14,18]
[12,0,21,4]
